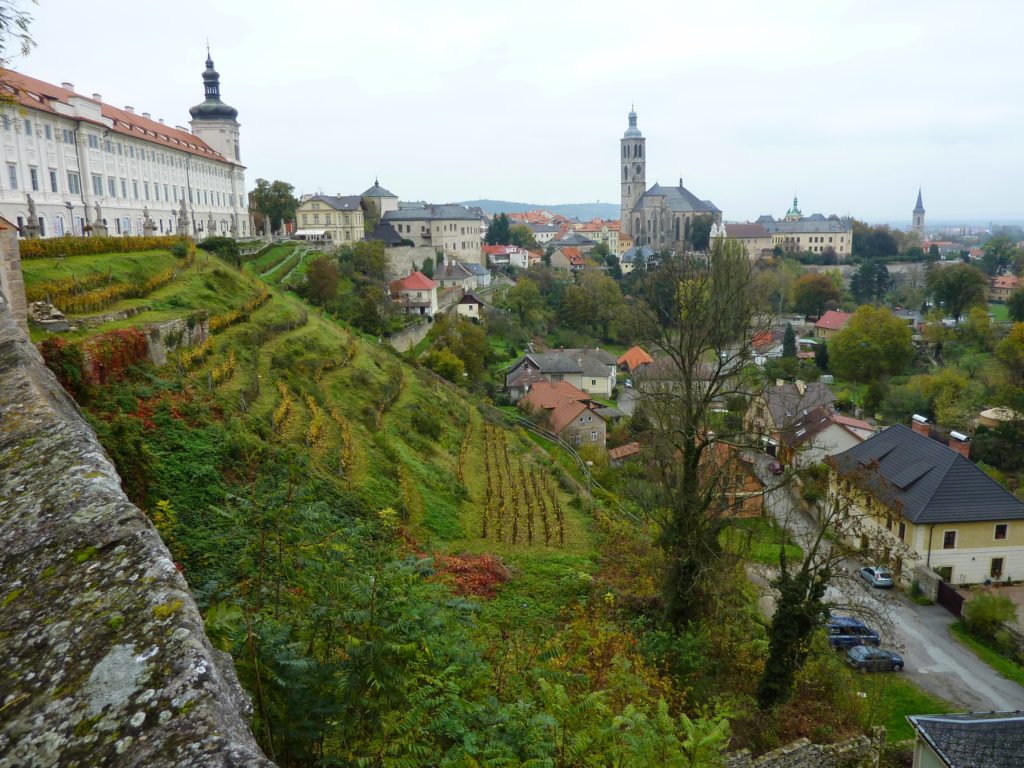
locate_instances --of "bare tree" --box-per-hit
[630,238,773,625]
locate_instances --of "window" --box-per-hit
[6,163,16,189]
[62,128,74,144]
[992,558,1004,579]
[591,379,596,386]
[67,172,80,195]
[132,180,139,199]
[302,214,308,225]
[942,530,957,550]
[144,182,150,200]
[87,134,99,149]
[44,124,52,140]
[153,184,160,201]
[591,431,597,442]
[92,174,103,196]
[885,515,892,531]
[29,167,38,191]
[1,114,9,130]
[325,214,332,224]
[995,524,1008,541]
[103,139,112,153]
[23,118,32,135]
[117,143,122,155]
[49,170,57,193]
[129,146,135,159]
[121,179,127,198]
[898,521,906,541]
[107,177,117,197]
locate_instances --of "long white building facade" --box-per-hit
[0,52,247,239]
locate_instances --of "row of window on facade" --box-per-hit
[3,163,236,208]
[301,213,353,226]
[12,213,233,238]
[3,115,230,178]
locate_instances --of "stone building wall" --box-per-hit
[0,216,27,332]
[145,315,210,366]
[0,296,274,767]
[725,728,884,768]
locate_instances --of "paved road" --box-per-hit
[748,451,1024,711]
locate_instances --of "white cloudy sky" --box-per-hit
[18,0,1024,222]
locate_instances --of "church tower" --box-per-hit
[620,108,645,238]
[189,50,241,164]
[912,188,925,235]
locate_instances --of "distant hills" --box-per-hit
[460,199,620,222]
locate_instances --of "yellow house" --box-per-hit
[827,421,1024,586]
[295,194,365,244]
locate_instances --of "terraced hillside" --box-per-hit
[23,242,631,765]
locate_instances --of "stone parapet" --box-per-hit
[0,297,274,767]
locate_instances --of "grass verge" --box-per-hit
[860,675,951,741]
[950,621,1024,688]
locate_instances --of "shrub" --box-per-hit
[963,593,1017,642]
[411,410,442,440]
[197,236,240,266]
[20,235,188,260]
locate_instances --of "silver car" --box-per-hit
[859,566,894,588]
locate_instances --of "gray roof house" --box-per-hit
[908,712,1024,768]
[505,348,617,402]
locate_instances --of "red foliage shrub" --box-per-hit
[431,552,510,598]
[86,328,148,385]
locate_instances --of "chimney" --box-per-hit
[158,118,164,124]
[92,93,102,101]
[948,431,971,459]
[61,82,74,92]
[911,414,930,435]
[142,112,151,119]
[125,105,134,114]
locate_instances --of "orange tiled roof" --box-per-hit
[521,381,602,434]
[617,345,653,372]
[814,310,852,331]
[608,442,640,461]
[1,70,232,164]
[993,275,1019,290]
[390,271,437,291]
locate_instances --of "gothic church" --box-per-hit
[620,109,721,249]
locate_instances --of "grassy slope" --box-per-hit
[25,246,599,620]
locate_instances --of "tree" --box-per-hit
[506,277,548,332]
[420,255,434,279]
[425,314,490,381]
[560,271,624,340]
[782,323,796,358]
[484,213,511,245]
[340,240,388,283]
[981,237,1020,277]
[852,220,899,260]
[792,273,840,318]
[422,348,464,381]
[688,215,713,250]
[962,306,993,351]
[508,224,537,249]
[305,256,339,305]
[0,1,34,73]
[829,305,914,384]
[850,261,892,305]
[814,341,829,370]
[926,263,988,321]
[1007,288,1024,322]
[630,238,771,625]
[249,179,299,234]
[996,323,1024,385]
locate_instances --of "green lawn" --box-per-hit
[989,302,1010,322]
[22,249,179,287]
[722,517,802,566]
[862,675,951,741]
[951,621,1024,687]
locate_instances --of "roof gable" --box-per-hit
[389,271,437,292]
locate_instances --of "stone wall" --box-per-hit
[913,563,942,602]
[725,728,884,768]
[385,244,437,279]
[0,296,274,766]
[0,217,27,332]
[146,315,210,367]
[385,318,431,353]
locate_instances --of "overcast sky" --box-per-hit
[18,0,1024,223]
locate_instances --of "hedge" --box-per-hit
[20,235,190,260]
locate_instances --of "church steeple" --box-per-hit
[785,194,802,221]
[912,188,925,234]
[620,107,646,239]
[189,49,238,122]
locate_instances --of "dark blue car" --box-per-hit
[826,615,881,649]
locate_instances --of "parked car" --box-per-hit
[859,566,894,589]
[826,615,881,649]
[846,645,904,672]
[769,460,784,476]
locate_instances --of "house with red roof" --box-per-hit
[814,310,853,340]
[991,275,1019,303]
[389,270,438,316]
[520,380,607,449]
[550,247,586,273]
[482,244,532,269]
[617,345,653,373]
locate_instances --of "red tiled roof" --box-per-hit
[1,70,231,163]
[752,331,776,350]
[608,442,640,461]
[522,380,589,408]
[993,275,1019,290]
[390,270,437,291]
[617,345,653,372]
[814,310,853,331]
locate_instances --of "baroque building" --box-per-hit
[756,196,853,259]
[0,51,247,239]
[619,108,720,249]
